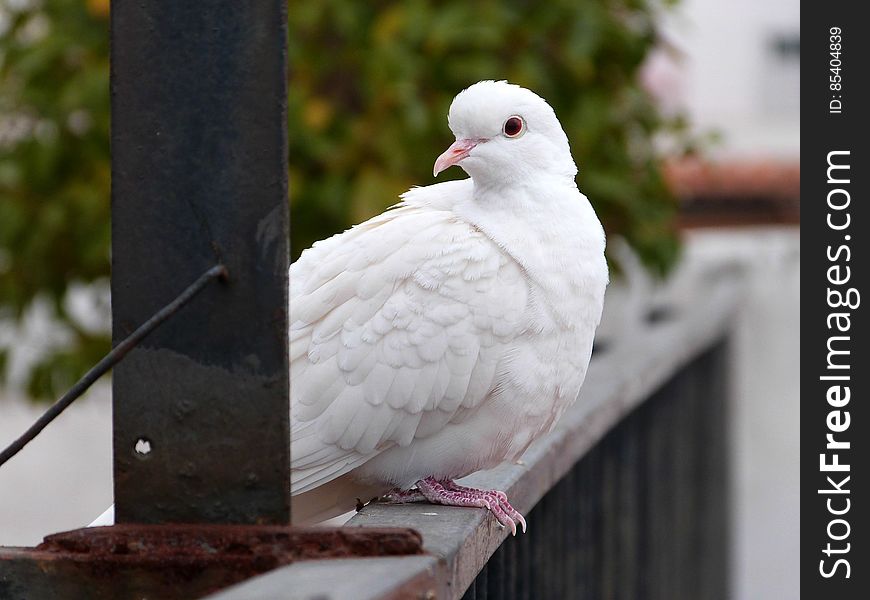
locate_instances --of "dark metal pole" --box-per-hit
[110,1,290,524]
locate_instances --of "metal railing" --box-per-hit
[461,342,730,600]
[209,266,743,600]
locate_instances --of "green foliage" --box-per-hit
[1,0,111,398]
[288,0,684,270]
[1,0,686,399]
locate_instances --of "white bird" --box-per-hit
[290,81,608,534]
[89,81,607,534]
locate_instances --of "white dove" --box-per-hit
[290,81,608,534]
[88,81,607,534]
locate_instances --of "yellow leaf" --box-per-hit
[86,0,110,18]
[303,98,334,131]
[373,6,405,45]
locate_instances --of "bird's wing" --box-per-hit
[289,200,528,494]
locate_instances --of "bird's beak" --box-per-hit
[433,139,480,177]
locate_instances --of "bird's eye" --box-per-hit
[503,116,525,138]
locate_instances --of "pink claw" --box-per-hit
[414,477,528,535]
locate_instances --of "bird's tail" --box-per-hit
[86,473,385,527]
[291,472,386,524]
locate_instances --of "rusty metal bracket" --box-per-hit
[0,525,424,600]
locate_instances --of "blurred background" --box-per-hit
[0,1,797,598]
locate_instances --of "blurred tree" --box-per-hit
[0,0,111,398]
[1,0,687,399]
[288,0,687,267]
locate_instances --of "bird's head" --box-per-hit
[433,81,578,187]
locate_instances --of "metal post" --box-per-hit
[1,6,419,597]
[110,1,290,524]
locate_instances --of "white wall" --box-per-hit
[0,385,112,546]
[728,230,800,600]
[647,0,800,159]
[683,229,800,600]
[646,8,802,593]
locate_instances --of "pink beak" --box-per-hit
[433,139,480,177]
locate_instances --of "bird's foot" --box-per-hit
[382,488,428,504]
[416,477,527,535]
